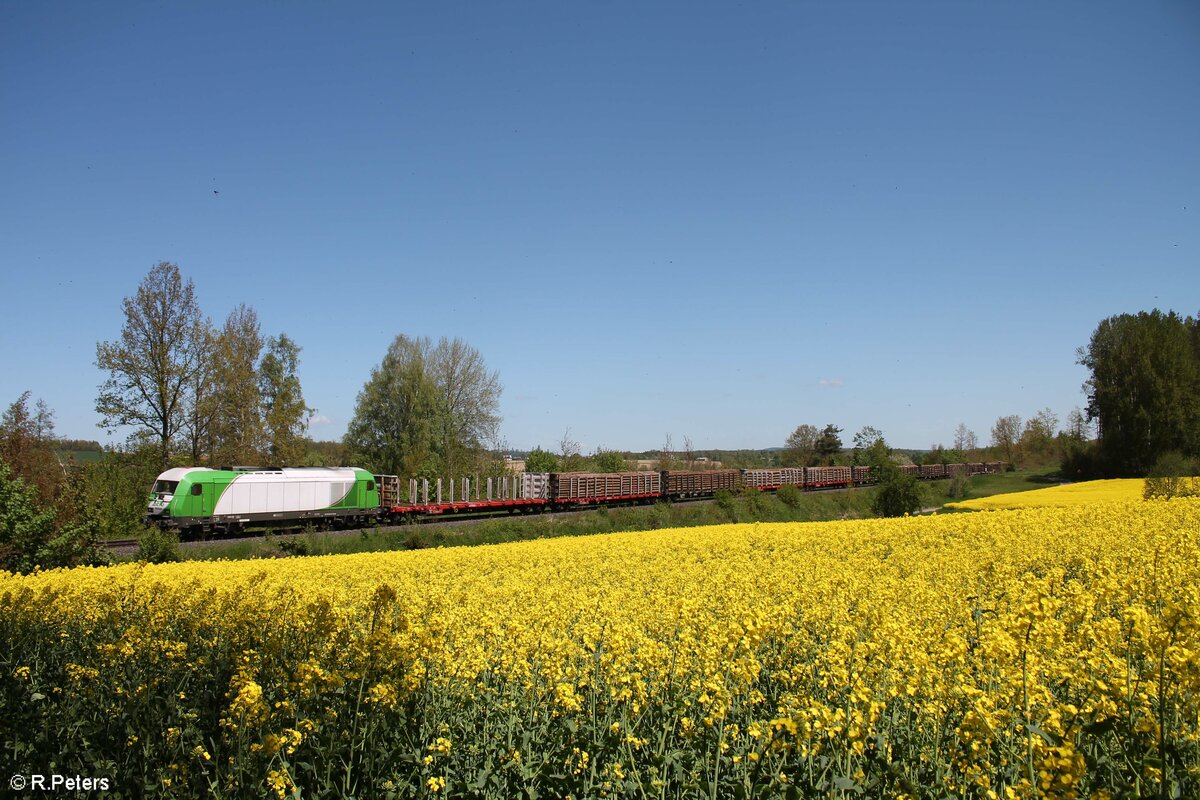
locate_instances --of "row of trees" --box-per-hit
[781,424,846,467]
[94,262,312,469]
[1077,309,1200,476]
[780,408,1094,473]
[90,264,509,480]
[983,408,1092,469]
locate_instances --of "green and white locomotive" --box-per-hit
[144,466,380,535]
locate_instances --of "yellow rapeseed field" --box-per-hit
[945,479,1146,510]
[2,499,1199,798]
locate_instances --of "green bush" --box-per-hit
[872,472,923,518]
[0,461,110,572]
[947,473,972,500]
[775,483,803,508]
[1144,452,1200,499]
[137,526,181,563]
[277,537,311,557]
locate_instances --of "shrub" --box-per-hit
[776,483,803,508]
[277,537,311,557]
[137,527,180,563]
[872,473,923,518]
[0,461,109,572]
[740,486,769,518]
[1144,451,1200,499]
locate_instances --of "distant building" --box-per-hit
[503,455,526,473]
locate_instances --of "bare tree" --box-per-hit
[953,423,978,455]
[559,427,582,472]
[660,433,677,471]
[682,434,694,469]
[95,262,208,469]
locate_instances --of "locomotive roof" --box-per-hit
[154,467,214,482]
[154,466,367,482]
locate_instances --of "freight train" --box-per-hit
[145,461,1007,536]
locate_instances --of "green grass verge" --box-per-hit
[927,466,1064,511]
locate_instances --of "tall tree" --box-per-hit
[1019,408,1059,465]
[524,447,559,473]
[1078,310,1200,475]
[991,415,1021,465]
[260,333,311,465]
[953,423,978,455]
[782,424,818,468]
[344,335,441,477]
[591,448,627,473]
[815,424,844,465]
[851,426,884,465]
[95,262,208,469]
[1065,408,1089,441]
[209,304,265,466]
[428,337,502,477]
[179,320,217,462]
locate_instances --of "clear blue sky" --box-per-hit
[2,1,1197,453]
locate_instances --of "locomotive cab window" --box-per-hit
[152,480,179,494]
[366,480,375,492]
[191,483,203,496]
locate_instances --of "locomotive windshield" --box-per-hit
[152,480,179,495]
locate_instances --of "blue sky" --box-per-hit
[2,1,1197,453]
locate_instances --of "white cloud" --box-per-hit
[817,378,845,387]
[307,414,334,428]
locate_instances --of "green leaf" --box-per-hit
[833,775,863,794]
